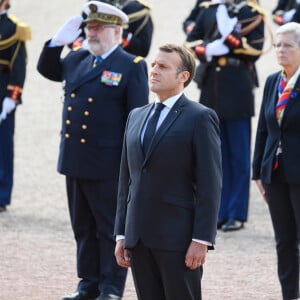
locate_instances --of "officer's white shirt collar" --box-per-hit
[153,92,183,127]
[100,44,119,60]
[155,92,183,110]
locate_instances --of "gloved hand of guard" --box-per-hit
[206,38,229,58]
[283,8,296,23]
[52,15,83,46]
[0,97,16,120]
[216,4,238,39]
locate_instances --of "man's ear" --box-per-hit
[180,70,190,84]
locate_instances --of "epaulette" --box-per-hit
[0,15,31,50]
[133,56,144,63]
[200,1,217,8]
[8,15,32,41]
[136,0,152,9]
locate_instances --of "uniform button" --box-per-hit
[81,138,86,144]
[216,66,221,72]
[66,120,71,125]
[82,124,87,130]
[84,111,90,116]
[65,133,70,139]
[71,93,76,98]
[68,106,72,111]
[88,97,93,103]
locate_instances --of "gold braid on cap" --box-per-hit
[86,3,123,25]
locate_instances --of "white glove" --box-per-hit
[216,4,238,39]
[206,38,229,61]
[0,97,16,120]
[296,0,300,4]
[283,8,296,23]
[52,15,83,46]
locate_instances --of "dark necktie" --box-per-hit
[93,56,103,67]
[143,102,165,155]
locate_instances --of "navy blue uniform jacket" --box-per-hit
[37,43,149,180]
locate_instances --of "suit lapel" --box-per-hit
[269,73,281,129]
[137,104,154,159]
[143,96,186,163]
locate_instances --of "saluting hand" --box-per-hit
[52,15,83,46]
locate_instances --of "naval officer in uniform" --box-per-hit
[37,1,149,299]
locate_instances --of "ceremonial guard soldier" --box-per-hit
[185,0,265,231]
[0,0,31,212]
[37,1,149,299]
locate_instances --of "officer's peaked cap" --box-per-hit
[83,1,128,25]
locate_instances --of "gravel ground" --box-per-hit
[0,0,284,299]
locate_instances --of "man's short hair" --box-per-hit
[159,43,196,87]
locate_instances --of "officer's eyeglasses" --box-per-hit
[86,25,116,32]
[273,42,299,50]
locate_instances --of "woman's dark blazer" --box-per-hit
[252,70,300,184]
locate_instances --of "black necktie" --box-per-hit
[143,102,165,154]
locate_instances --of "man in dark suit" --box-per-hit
[0,0,30,212]
[114,44,222,300]
[37,1,148,300]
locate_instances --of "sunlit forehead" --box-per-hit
[151,61,168,68]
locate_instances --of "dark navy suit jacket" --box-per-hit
[114,95,222,251]
[253,71,300,184]
[37,44,149,180]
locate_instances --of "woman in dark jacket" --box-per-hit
[252,22,300,300]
